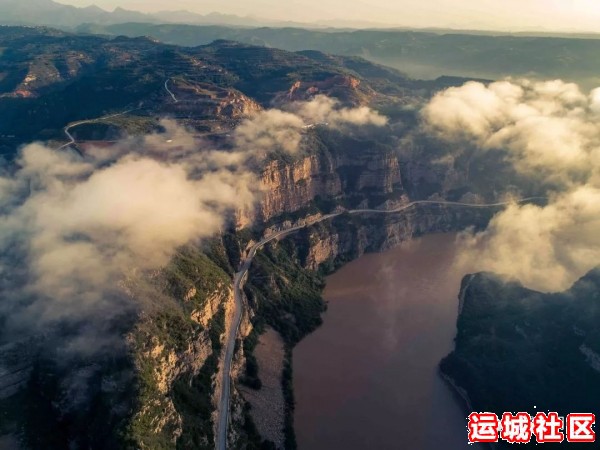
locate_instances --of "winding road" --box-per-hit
[58,75,173,151]
[165,78,178,103]
[215,197,543,449]
[58,110,136,151]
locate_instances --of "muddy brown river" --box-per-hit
[293,233,483,450]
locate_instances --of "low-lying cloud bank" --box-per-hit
[422,79,600,292]
[0,95,386,352]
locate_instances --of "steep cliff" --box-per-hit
[125,242,237,450]
[160,79,263,120]
[250,130,403,225]
[301,205,495,271]
[0,240,243,450]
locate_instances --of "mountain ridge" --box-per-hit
[0,0,367,30]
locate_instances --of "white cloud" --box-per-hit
[0,96,387,340]
[292,95,388,128]
[423,79,600,291]
[457,186,600,292]
[1,138,257,326]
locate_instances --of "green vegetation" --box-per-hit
[242,238,329,449]
[105,114,159,134]
[222,230,258,274]
[240,205,498,448]
[126,241,233,450]
[239,325,264,390]
[1,27,417,446]
[0,26,429,158]
[204,237,235,276]
[173,306,225,450]
[282,349,296,450]
[163,245,232,311]
[127,302,226,450]
[245,239,326,347]
[0,24,545,450]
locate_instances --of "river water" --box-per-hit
[293,233,482,450]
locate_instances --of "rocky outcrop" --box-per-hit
[258,154,341,221]
[249,143,403,224]
[191,289,229,328]
[164,79,262,119]
[130,287,232,444]
[283,75,364,103]
[216,92,262,119]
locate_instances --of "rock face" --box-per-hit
[0,132,494,450]
[224,126,507,448]
[0,27,512,450]
[250,141,403,224]
[163,79,262,119]
[118,243,236,450]
[299,205,495,271]
[258,154,341,221]
[281,75,365,104]
[130,285,233,447]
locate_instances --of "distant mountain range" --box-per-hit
[0,0,153,27]
[73,22,600,90]
[0,0,387,29]
[5,0,600,36]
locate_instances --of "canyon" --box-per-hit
[0,16,598,450]
[0,27,528,450]
[0,120,501,450]
[222,171,501,449]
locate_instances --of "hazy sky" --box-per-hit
[55,0,600,31]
